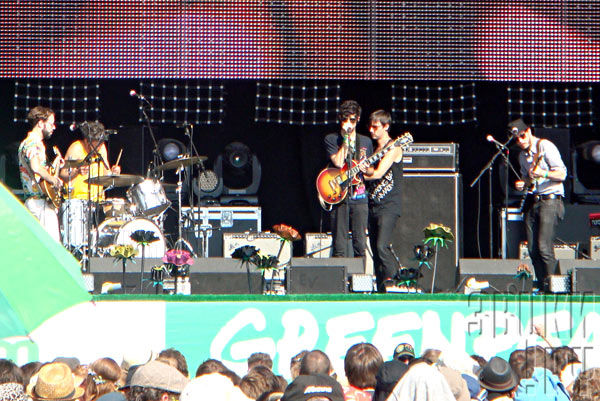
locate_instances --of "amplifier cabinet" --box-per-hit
[518,242,578,260]
[183,206,261,257]
[591,236,600,260]
[223,232,292,264]
[305,232,374,275]
[402,143,459,172]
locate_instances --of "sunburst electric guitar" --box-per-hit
[316,133,413,210]
[40,146,64,208]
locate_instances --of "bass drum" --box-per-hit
[95,218,166,258]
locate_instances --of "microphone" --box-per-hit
[129,89,146,100]
[69,121,88,132]
[486,134,508,149]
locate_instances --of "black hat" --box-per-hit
[281,374,344,401]
[373,360,409,401]
[478,357,519,392]
[393,343,415,360]
[507,119,529,136]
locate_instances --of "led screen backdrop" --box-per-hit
[1,1,599,80]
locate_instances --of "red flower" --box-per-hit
[162,249,193,267]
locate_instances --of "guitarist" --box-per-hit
[511,119,566,292]
[362,110,405,292]
[18,106,64,242]
[324,100,373,258]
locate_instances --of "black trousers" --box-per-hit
[330,201,368,257]
[524,197,564,288]
[369,209,400,289]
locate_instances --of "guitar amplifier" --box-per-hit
[518,242,578,260]
[402,143,459,172]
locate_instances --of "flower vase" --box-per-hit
[140,245,146,293]
[121,259,127,294]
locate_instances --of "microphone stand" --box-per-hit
[184,124,201,256]
[139,98,163,178]
[471,136,518,259]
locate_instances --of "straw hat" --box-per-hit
[26,363,85,400]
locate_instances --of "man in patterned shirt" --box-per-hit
[18,106,63,242]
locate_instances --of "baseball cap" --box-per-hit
[393,343,415,360]
[507,119,529,136]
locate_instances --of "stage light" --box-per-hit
[578,141,600,164]
[158,138,186,162]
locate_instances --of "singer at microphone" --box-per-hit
[59,120,121,203]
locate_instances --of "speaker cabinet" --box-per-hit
[393,173,462,292]
[458,259,534,294]
[89,257,262,294]
[287,265,347,294]
[558,259,600,294]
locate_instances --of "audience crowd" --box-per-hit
[0,336,597,401]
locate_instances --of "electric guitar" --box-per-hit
[316,132,413,209]
[40,146,63,208]
[519,141,545,214]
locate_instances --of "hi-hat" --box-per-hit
[63,159,86,169]
[85,174,144,187]
[154,156,207,172]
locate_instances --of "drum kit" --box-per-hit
[59,155,206,260]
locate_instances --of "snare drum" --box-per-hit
[60,199,90,247]
[127,179,170,217]
[95,218,166,258]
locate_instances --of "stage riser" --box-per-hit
[88,257,364,294]
[558,259,600,294]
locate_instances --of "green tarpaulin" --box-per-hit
[0,183,91,339]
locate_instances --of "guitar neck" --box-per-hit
[347,135,411,176]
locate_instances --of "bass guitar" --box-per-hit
[316,132,413,209]
[40,146,64,208]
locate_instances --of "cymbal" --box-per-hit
[63,159,85,169]
[154,156,207,172]
[85,174,144,187]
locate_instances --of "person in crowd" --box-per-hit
[552,346,582,395]
[510,118,567,291]
[20,361,42,388]
[281,373,345,401]
[126,360,189,401]
[82,357,124,401]
[420,349,470,401]
[386,357,456,401]
[248,353,274,372]
[323,100,373,258]
[393,343,415,365]
[478,357,519,401]
[194,359,241,385]
[513,346,569,401]
[180,372,252,401]
[26,362,84,401]
[239,366,284,400]
[290,351,309,380]
[18,106,63,242]
[299,351,334,377]
[158,349,189,378]
[571,368,600,401]
[343,342,383,401]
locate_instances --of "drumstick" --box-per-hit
[115,149,123,167]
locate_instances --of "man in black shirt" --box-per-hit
[323,100,373,257]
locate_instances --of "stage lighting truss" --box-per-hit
[13,80,100,124]
[508,83,593,128]
[138,80,225,125]
[254,80,341,125]
[391,83,477,126]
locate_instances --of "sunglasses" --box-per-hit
[341,116,357,123]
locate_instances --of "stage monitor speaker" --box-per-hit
[89,257,262,294]
[394,173,462,292]
[287,265,347,294]
[558,259,600,294]
[458,259,534,294]
[292,257,365,275]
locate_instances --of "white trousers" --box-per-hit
[25,197,61,244]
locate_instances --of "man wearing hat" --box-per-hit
[510,118,566,291]
[393,343,415,365]
[127,360,189,401]
[26,362,85,401]
[478,357,519,400]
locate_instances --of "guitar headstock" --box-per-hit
[396,132,414,146]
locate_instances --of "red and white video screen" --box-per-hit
[1,1,598,80]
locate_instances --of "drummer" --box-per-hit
[59,121,121,202]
